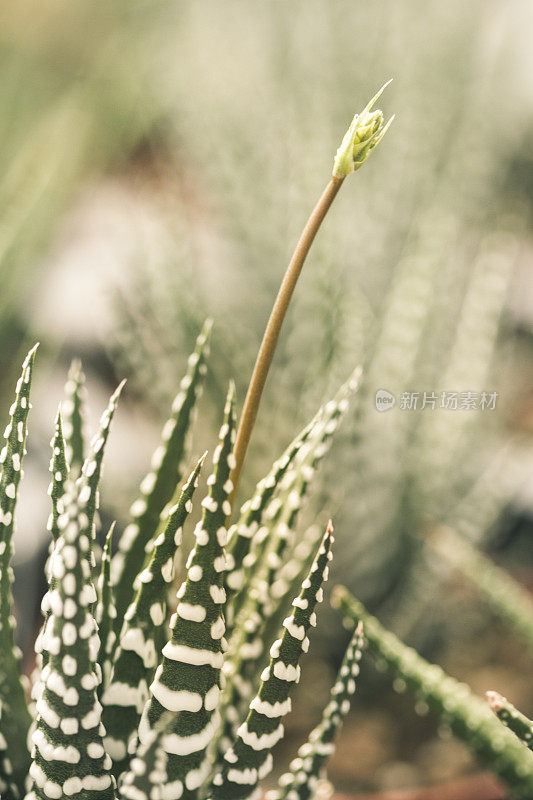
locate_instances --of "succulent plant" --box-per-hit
[0,340,363,800]
[2,82,532,800]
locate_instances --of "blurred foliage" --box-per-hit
[1,0,533,636]
[108,1,533,634]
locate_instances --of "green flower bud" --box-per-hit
[332,80,394,178]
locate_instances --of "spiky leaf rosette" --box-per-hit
[0,344,37,798]
[137,384,235,800]
[102,455,205,776]
[27,482,115,800]
[96,521,116,690]
[333,588,533,798]
[487,692,533,752]
[34,382,123,712]
[218,377,357,752]
[62,360,87,477]
[271,621,364,800]
[211,523,334,800]
[113,321,211,621]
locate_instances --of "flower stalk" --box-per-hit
[229,84,393,508]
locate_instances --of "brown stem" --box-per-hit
[229,175,344,509]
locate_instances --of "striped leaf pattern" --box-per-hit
[27,481,115,800]
[271,621,364,800]
[112,321,211,621]
[62,360,87,477]
[102,456,205,776]
[211,522,334,800]
[136,384,235,800]
[96,521,117,690]
[0,344,38,798]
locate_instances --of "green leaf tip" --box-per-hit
[271,620,364,800]
[0,343,38,797]
[62,359,88,475]
[487,691,533,752]
[47,408,68,542]
[112,323,211,621]
[332,81,394,178]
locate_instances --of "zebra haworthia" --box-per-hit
[271,622,364,800]
[112,321,212,622]
[62,359,87,477]
[102,454,206,776]
[0,345,38,799]
[27,481,115,800]
[136,383,236,800]
[211,522,335,800]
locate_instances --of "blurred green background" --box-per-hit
[2,0,533,794]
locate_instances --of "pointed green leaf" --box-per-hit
[118,714,173,800]
[113,321,212,621]
[332,588,533,799]
[218,375,359,752]
[101,455,205,777]
[136,384,235,800]
[62,359,87,477]
[96,521,117,692]
[225,419,316,604]
[47,410,69,542]
[78,380,126,555]
[211,523,334,800]
[27,481,115,800]
[487,691,533,752]
[272,622,364,800]
[0,343,38,798]
[229,368,359,628]
[33,410,70,719]
[430,527,533,654]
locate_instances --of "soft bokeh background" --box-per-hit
[2,0,533,794]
